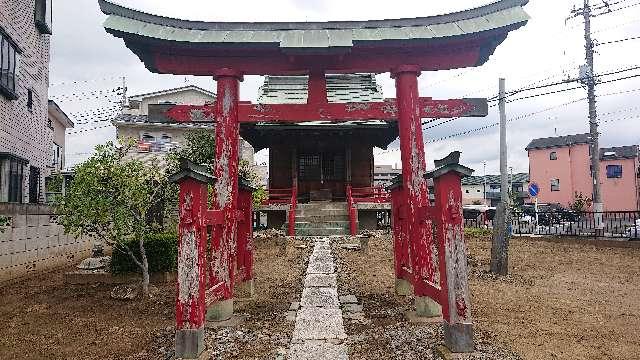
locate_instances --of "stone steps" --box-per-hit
[291,202,351,236]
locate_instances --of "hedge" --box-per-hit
[110,232,178,274]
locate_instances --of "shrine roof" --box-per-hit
[99,0,529,75]
[259,74,382,104]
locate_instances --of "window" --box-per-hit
[465,189,469,194]
[34,0,53,34]
[550,151,557,160]
[551,179,560,192]
[27,89,33,110]
[51,143,61,169]
[0,30,21,100]
[29,166,40,204]
[606,164,623,178]
[298,154,321,181]
[141,133,155,143]
[1,155,27,203]
[47,118,53,129]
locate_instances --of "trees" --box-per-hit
[56,140,167,296]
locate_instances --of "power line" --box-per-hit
[597,35,640,46]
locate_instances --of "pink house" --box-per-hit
[526,133,640,211]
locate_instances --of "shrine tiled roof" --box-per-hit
[98,0,530,75]
[258,74,383,104]
[99,0,528,49]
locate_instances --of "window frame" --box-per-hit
[550,178,560,192]
[34,0,53,35]
[549,151,558,160]
[0,27,21,100]
[606,164,623,179]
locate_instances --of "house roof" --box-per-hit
[112,113,214,130]
[461,173,529,186]
[600,145,638,160]
[98,0,529,75]
[48,100,75,128]
[128,85,215,101]
[525,133,590,150]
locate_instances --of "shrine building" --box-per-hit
[244,74,397,233]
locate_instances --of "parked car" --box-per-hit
[626,219,640,240]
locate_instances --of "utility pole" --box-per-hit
[483,161,487,205]
[491,78,509,275]
[582,0,604,231]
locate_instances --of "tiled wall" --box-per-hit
[0,203,92,283]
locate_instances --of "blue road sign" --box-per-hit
[528,182,540,197]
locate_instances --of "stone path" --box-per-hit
[288,237,348,360]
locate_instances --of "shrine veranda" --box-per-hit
[99,0,530,357]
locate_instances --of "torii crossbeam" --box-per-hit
[99,0,529,358]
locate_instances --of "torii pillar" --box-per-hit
[207,69,243,321]
[392,65,441,315]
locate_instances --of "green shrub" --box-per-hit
[464,227,493,238]
[111,232,178,274]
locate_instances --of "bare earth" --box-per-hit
[0,234,638,359]
[334,234,640,360]
[0,236,309,360]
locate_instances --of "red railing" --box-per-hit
[346,185,358,236]
[262,186,297,236]
[350,185,391,204]
[288,185,298,237]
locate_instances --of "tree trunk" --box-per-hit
[139,237,150,297]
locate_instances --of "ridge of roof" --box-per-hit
[128,85,215,101]
[48,100,75,128]
[600,145,638,160]
[99,0,528,32]
[525,133,590,150]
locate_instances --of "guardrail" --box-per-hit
[464,210,640,239]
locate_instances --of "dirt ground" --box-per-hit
[0,235,309,360]
[1,234,638,359]
[334,233,640,360]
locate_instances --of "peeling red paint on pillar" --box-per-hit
[390,185,411,281]
[392,66,437,287]
[236,186,254,283]
[210,68,243,303]
[433,171,473,326]
[175,179,208,331]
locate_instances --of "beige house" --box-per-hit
[0,0,94,283]
[113,85,254,168]
[0,0,53,204]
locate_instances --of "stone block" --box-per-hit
[292,308,347,341]
[288,340,348,360]
[304,274,337,288]
[300,287,339,308]
[37,247,50,260]
[12,215,27,228]
[307,262,334,274]
[26,215,39,227]
[175,328,205,359]
[289,302,300,311]
[443,322,474,353]
[0,228,12,242]
[11,251,27,267]
[26,226,38,240]
[206,298,234,322]
[416,296,442,317]
[395,278,413,296]
[9,239,26,254]
[0,254,10,268]
[234,279,254,299]
[338,295,358,304]
[286,310,297,321]
[342,303,363,313]
[37,236,48,250]
[48,235,59,248]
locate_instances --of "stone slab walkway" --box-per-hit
[289,238,348,360]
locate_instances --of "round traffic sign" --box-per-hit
[528,182,540,197]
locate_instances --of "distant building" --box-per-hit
[526,133,640,211]
[373,164,402,186]
[44,100,74,203]
[0,0,54,203]
[113,85,254,168]
[461,173,529,206]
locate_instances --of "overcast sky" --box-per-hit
[50,0,640,175]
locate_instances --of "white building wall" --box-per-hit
[0,0,52,203]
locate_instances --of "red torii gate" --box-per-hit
[99,0,529,358]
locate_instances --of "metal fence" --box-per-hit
[464,210,640,239]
